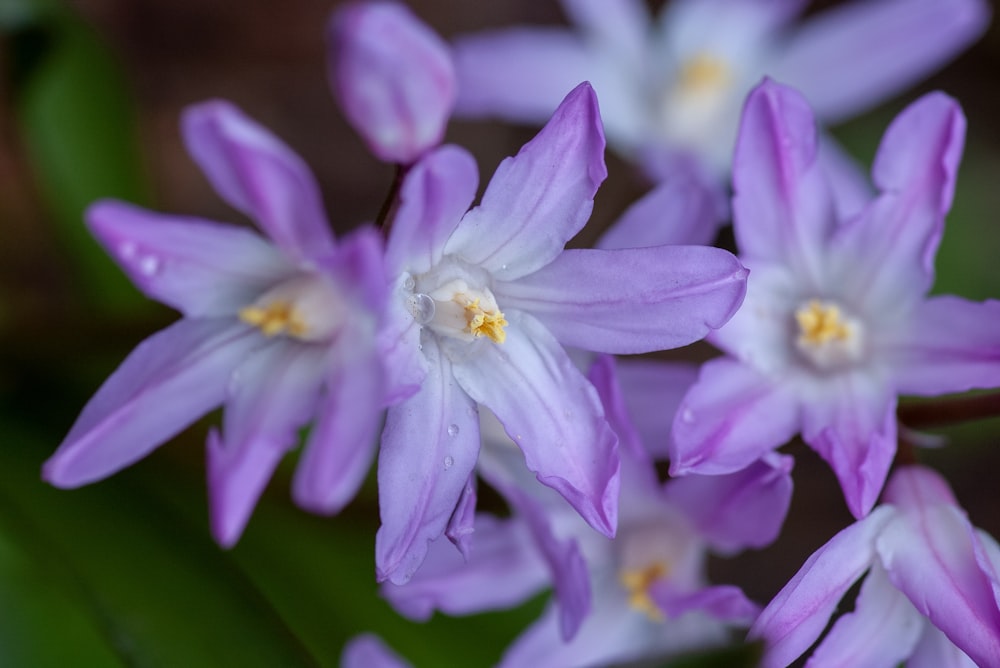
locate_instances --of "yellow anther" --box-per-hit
[463,298,508,344]
[619,561,669,622]
[796,300,852,346]
[239,302,309,338]
[676,53,730,94]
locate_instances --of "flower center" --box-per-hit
[239,274,343,343]
[793,299,865,370]
[408,267,508,345]
[675,53,731,95]
[619,560,670,622]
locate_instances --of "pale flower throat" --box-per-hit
[405,260,509,344]
[239,274,344,342]
[793,299,865,370]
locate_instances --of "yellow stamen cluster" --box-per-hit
[676,53,731,94]
[239,302,308,338]
[463,298,508,344]
[795,300,852,347]
[619,561,670,622]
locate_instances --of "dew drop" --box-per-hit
[500,264,508,271]
[681,409,695,424]
[443,455,454,469]
[447,423,460,437]
[403,275,415,291]
[406,293,436,324]
[118,241,137,259]
[138,255,161,276]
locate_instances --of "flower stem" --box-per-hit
[376,163,407,235]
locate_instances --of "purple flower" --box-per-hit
[384,355,792,666]
[452,0,989,180]
[43,101,388,547]
[374,82,748,584]
[329,1,455,164]
[341,635,410,668]
[750,465,1000,667]
[669,80,1000,519]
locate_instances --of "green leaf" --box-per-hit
[8,3,151,312]
[0,425,320,667]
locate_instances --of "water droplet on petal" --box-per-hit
[447,423,459,437]
[138,255,161,276]
[443,455,454,469]
[681,409,695,424]
[119,241,137,259]
[406,293,436,324]
[403,275,415,291]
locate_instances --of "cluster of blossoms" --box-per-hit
[46,0,1000,666]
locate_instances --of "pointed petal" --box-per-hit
[670,358,800,476]
[444,474,477,559]
[498,480,591,640]
[208,342,327,547]
[614,358,699,460]
[292,327,384,514]
[341,634,411,668]
[445,83,607,281]
[86,200,292,317]
[748,506,896,668]
[886,296,1000,396]
[44,319,257,487]
[449,313,619,537]
[665,453,794,553]
[771,0,989,123]
[829,92,965,311]
[807,563,923,667]
[453,28,594,123]
[182,100,335,261]
[597,173,723,250]
[497,246,747,354]
[386,145,478,276]
[651,582,760,624]
[382,514,549,620]
[876,469,1000,667]
[375,336,481,584]
[801,374,897,519]
[732,79,835,284]
[328,1,455,164]
[559,0,649,64]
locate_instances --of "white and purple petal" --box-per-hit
[444,83,607,281]
[208,342,328,547]
[800,373,897,519]
[805,562,924,668]
[497,246,747,354]
[382,514,549,620]
[86,201,292,318]
[664,453,794,553]
[449,313,620,538]
[181,101,336,262]
[732,79,835,284]
[749,505,897,668]
[670,358,800,476]
[385,145,478,277]
[770,0,989,123]
[375,335,481,584]
[44,318,260,488]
